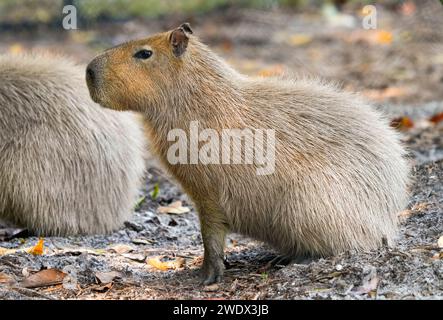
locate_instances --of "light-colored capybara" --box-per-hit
[0,53,147,236]
[86,24,410,284]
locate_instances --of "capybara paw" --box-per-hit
[199,258,224,285]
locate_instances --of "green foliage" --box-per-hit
[133,195,146,210]
[0,0,406,25]
[0,0,60,24]
[151,183,160,200]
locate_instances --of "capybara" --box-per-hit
[0,53,147,236]
[86,24,409,284]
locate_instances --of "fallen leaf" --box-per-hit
[132,238,155,245]
[0,272,16,286]
[432,252,443,260]
[258,65,284,77]
[377,30,393,44]
[400,1,416,16]
[8,43,24,54]
[397,209,412,221]
[109,244,134,254]
[21,269,66,288]
[157,201,190,215]
[411,202,429,212]
[57,247,105,256]
[390,116,414,130]
[122,253,146,262]
[203,284,219,292]
[347,30,393,46]
[0,247,17,256]
[363,87,407,101]
[438,236,443,249]
[288,34,312,46]
[429,112,443,124]
[27,238,44,255]
[95,271,122,284]
[147,256,186,271]
[221,39,233,53]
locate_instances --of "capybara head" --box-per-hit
[86,23,194,112]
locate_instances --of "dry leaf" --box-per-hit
[438,236,443,249]
[221,39,233,53]
[203,284,219,292]
[8,43,24,55]
[347,30,393,46]
[109,244,134,254]
[57,248,105,256]
[432,252,442,260]
[132,238,155,245]
[363,87,407,101]
[411,202,430,213]
[377,30,393,44]
[122,253,146,262]
[0,247,17,256]
[21,269,66,288]
[429,112,443,124]
[400,1,416,16]
[390,116,414,130]
[95,271,122,284]
[0,272,16,286]
[258,65,284,77]
[147,256,186,271]
[397,209,412,221]
[157,201,190,215]
[288,34,312,46]
[27,238,44,255]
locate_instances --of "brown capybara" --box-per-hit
[86,24,409,284]
[0,53,147,236]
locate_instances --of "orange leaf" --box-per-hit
[400,1,416,16]
[258,65,284,77]
[376,30,393,44]
[429,112,443,124]
[8,43,24,55]
[147,256,185,271]
[0,272,16,286]
[27,238,44,255]
[390,117,414,130]
[363,87,406,101]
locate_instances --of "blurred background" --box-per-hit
[0,0,442,106]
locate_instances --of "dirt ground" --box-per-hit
[0,2,442,300]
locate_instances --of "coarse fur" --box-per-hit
[86,24,410,284]
[0,53,147,236]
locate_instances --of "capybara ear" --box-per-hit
[169,23,193,57]
[179,22,193,35]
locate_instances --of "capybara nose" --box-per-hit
[86,65,95,84]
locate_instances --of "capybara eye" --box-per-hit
[133,49,153,60]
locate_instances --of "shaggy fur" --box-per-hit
[0,53,147,236]
[87,25,410,284]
